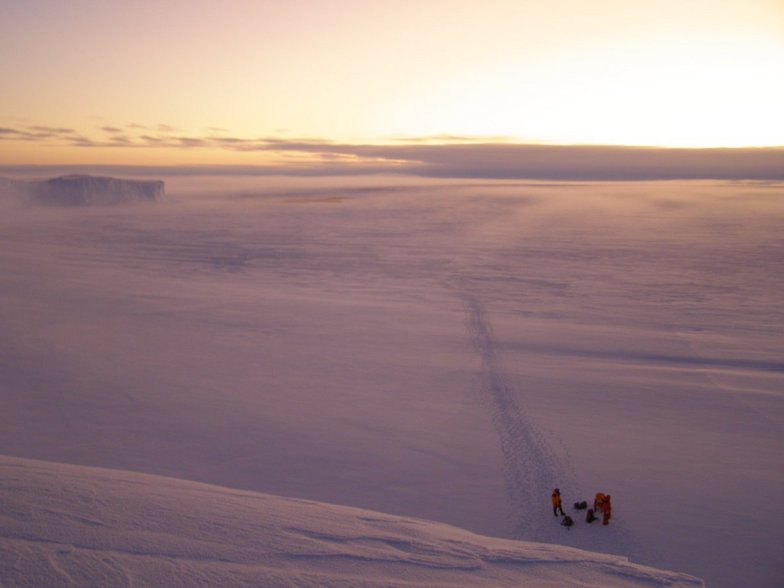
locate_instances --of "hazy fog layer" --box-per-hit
[1,178,782,587]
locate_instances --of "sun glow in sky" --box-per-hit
[1,0,782,166]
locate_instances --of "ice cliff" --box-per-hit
[34,175,165,205]
[0,175,165,206]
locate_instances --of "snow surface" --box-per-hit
[1,177,782,587]
[0,456,703,587]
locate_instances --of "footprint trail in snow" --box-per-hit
[462,295,561,539]
[461,294,649,564]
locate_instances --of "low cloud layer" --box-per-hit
[2,123,783,180]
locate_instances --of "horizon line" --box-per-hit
[2,142,784,181]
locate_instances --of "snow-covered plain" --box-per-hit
[1,176,782,587]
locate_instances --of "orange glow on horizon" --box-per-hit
[1,0,782,166]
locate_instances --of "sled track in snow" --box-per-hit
[462,295,558,538]
[461,295,653,562]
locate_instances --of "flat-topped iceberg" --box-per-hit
[34,174,165,205]
[0,175,164,206]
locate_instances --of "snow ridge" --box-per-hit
[0,456,704,587]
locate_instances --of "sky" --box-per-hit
[1,0,783,169]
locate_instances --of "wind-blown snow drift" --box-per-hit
[0,456,703,587]
[1,175,164,206]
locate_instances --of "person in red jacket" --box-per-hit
[602,495,612,525]
[551,488,565,516]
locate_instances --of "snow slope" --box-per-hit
[0,456,703,587]
[0,177,782,587]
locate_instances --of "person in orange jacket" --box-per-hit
[602,495,612,525]
[552,488,565,516]
[594,492,606,512]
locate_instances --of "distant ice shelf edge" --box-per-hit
[2,175,165,206]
